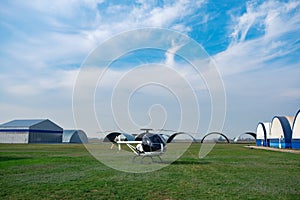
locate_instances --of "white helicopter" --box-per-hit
[103,128,196,162]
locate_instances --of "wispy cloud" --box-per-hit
[213,0,300,136]
[215,0,300,75]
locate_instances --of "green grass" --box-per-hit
[0,143,299,199]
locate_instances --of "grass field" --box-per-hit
[1,143,299,199]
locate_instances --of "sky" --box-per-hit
[0,0,299,138]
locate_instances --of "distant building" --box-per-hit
[62,130,88,143]
[0,119,63,144]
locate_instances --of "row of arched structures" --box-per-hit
[104,131,198,144]
[256,109,300,149]
[104,131,257,144]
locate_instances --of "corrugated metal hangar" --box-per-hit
[0,119,63,144]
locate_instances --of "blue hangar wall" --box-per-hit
[0,119,63,144]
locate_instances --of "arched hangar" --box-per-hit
[256,122,271,147]
[63,130,88,143]
[292,110,300,149]
[269,116,294,148]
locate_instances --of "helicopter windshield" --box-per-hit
[142,133,166,152]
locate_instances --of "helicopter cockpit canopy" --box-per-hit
[141,133,166,152]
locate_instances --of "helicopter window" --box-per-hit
[149,135,163,144]
[143,137,151,145]
[141,134,166,152]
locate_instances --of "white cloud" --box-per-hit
[2,68,79,97]
[282,89,300,99]
[1,0,206,72]
[83,1,205,44]
[165,40,185,67]
[209,0,300,136]
[215,0,300,75]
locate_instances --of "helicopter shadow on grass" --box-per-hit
[155,158,211,165]
[0,156,31,162]
[166,160,211,165]
[130,156,210,165]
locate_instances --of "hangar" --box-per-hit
[0,119,63,144]
[269,116,294,148]
[256,122,271,147]
[63,130,88,143]
[292,110,300,149]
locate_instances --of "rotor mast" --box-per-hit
[140,128,153,133]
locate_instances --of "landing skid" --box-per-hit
[115,140,165,164]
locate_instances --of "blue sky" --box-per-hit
[0,0,299,138]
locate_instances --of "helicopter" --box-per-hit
[103,128,196,162]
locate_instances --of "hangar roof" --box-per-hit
[0,119,45,127]
[0,119,63,132]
